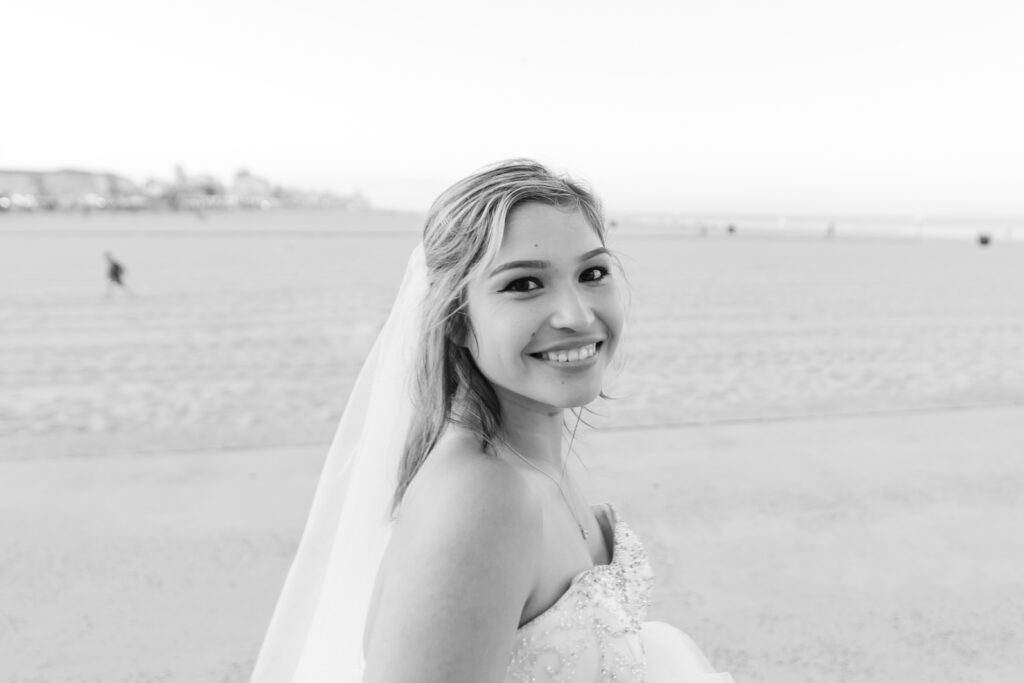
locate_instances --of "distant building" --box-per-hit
[0,170,46,210]
[141,178,177,208]
[0,166,370,213]
[172,166,227,210]
[44,170,107,208]
[0,168,144,211]
[231,169,278,209]
[107,174,148,209]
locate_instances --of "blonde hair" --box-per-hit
[392,159,608,515]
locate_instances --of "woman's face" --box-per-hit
[464,201,623,414]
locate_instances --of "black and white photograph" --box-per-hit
[2,1,1023,682]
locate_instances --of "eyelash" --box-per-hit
[500,266,611,293]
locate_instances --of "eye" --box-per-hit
[580,265,610,283]
[501,277,542,293]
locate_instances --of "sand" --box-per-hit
[2,409,1022,683]
[2,210,1023,681]
[581,407,1024,682]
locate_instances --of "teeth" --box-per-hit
[539,343,598,362]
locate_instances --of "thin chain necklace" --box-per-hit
[505,442,589,540]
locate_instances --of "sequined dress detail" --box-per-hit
[504,504,735,683]
[504,505,648,682]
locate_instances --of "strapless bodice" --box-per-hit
[504,504,735,683]
[504,504,652,682]
[358,504,734,682]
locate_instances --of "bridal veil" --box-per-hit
[251,244,427,682]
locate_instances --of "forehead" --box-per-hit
[498,201,602,256]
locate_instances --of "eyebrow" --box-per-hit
[488,247,611,278]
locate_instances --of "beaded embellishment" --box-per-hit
[505,504,654,683]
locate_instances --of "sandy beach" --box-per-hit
[2,210,1023,682]
[2,409,1022,683]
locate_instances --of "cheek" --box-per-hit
[600,289,625,336]
[467,314,525,371]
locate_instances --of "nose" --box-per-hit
[549,284,596,331]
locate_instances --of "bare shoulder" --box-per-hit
[363,431,541,682]
[401,431,541,545]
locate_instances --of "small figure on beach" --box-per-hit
[104,252,131,296]
[977,233,991,247]
[251,160,734,682]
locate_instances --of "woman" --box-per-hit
[252,160,734,682]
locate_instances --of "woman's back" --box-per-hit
[366,439,731,682]
[363,425,620,681]
[362,429,541,682]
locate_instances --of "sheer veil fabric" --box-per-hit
[251,244,427,682]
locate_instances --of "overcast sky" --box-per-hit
[4,0,1022,215]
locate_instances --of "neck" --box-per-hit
[496,398,565,472]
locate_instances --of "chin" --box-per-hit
[492,369,608,414]
[542,385,604,411]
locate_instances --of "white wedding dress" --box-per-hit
[503,503,734,682]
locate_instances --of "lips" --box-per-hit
[528,341,604,364]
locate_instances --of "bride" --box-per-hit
[251,160,735,682]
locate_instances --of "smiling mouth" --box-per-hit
[528,341,604,364]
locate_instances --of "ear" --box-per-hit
[457,325,479,355]
[448,318,473,350]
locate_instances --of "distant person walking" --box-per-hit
[105,252,131,296]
